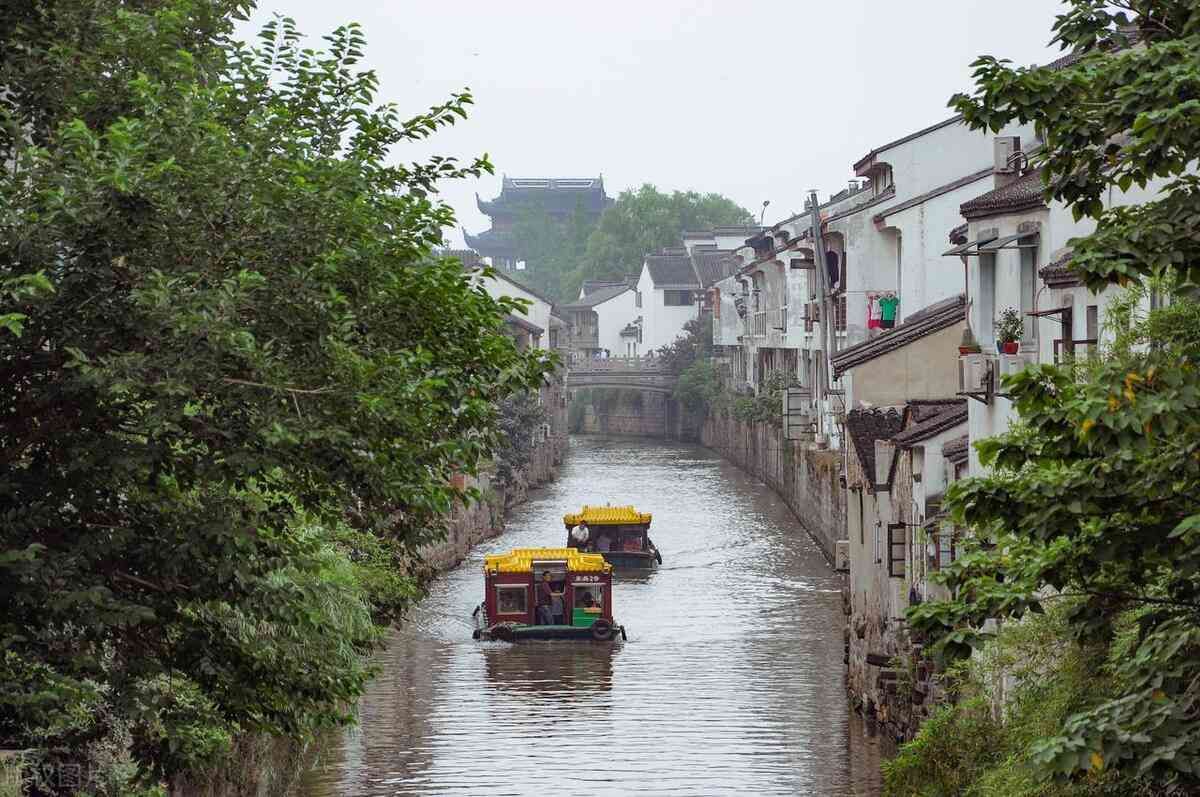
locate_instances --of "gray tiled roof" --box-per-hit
[943,434,969,464]
[645,252,699,287]
[462,227,515,256]
[581,279,630,297]
[561,283,632,310]
[477,177,613,217]
[1039,249,1083,288]
[893,401,968,448]
[690,249,738,288]
[504,314,544,335]
[846,407,904,489]
[960,170,1047,220]
[831,294,966,378]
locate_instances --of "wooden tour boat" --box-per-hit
[563,505,661,569]
[473,547,627,642]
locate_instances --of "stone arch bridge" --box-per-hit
[564,357,678,394]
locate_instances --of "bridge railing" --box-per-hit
[569,356,670,374]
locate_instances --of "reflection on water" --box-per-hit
[299,437,883,796]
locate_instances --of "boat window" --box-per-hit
[532,561,568,590]
[496,585,528,615]
[573,585,603,609]
[619,529,643,551]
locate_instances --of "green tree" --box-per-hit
[1,1,549,789]
[563,184,753,300]
[909,2,1200,787]
[949,1,1200,292]
[505,199,596,302]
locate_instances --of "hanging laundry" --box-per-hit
[867,294,881,329]
[879,294,899,329]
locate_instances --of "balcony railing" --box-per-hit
[751,308,787,338]
[752,311,767,337]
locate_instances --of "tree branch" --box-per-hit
[221,377,334,395]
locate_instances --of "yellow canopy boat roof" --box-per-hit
[484,547,611,574]
[562,505,652,527]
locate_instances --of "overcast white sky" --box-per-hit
[239,1,1065,246]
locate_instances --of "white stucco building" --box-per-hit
[560,281,638,359]
[950,167,1169,475]
[635,250,703,352]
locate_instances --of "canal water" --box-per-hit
[299,437,883,796]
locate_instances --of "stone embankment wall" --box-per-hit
[700,413,845,562]
[846,625,945,745]
[420,430,567,572]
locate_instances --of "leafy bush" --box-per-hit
[910,2,1200,787]
[674,360,723,413]
[886,606,1147,797]
[0,2,547,789]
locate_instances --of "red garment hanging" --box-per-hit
[867,294,882,329]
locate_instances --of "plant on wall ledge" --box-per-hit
[995,307,1024,354]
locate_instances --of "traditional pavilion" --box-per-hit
[464,177,613,269]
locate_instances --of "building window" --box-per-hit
[573,584,604,610]
[888,523,907,578]
[931,524,958,570]
[873,166,894,197]
[664,290,693,306]
[635,291,642,308]
[1020,244,1037,341]
[1082,304,1099,359]
[496,585,528,615]
[978,253,997,346]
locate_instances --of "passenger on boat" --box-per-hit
[551,584,565,625]
[537,572,555,625]
[571,522,591,551]
[578,591,596,609]
[595,530,612,552]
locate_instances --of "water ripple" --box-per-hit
[300,438,883,796]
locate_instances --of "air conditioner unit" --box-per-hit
[835,540,850,572]
[958,353,994,394]
[994,136,1021,174]
[998,352,1037,379]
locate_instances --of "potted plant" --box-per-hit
[958,326,982,355]
[995,307,1023,354]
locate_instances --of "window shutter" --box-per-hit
[888,523,907,578]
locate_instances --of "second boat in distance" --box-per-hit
[563,505,661,569]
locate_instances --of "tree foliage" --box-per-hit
[486,184,750,304]
[1,1,549,789]
[561,184,752,301]
[949,0,1200,293]
[504,200,595,303]
[909,2,1200,787]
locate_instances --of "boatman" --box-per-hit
[571,521,590,550]
[537,572,555,625]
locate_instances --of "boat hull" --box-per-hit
[600,549,659,568]
[473,606,626,642]
[474,623,626,642]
